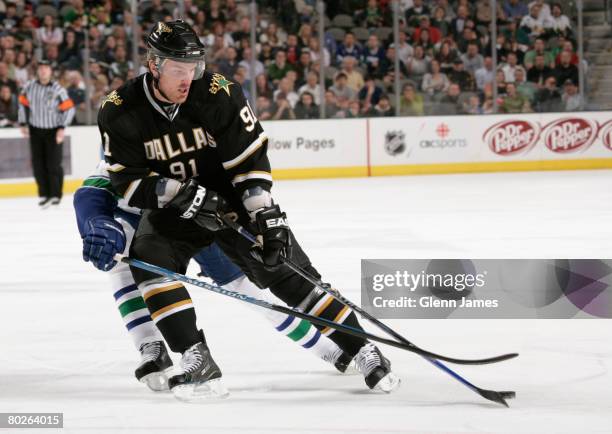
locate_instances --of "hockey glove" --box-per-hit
[251,205,291,268]
[82,216,126,271]
[167,178,225,231]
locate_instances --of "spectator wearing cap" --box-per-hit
[18,60,75,208]
[413,16,442,45]
[562,79,583,111]
[341,56,365,93]
[405,0,431,27]
[447,58,474,91]
[330,72,356,104]
[500,82,532,113]
[336,33,363,65]
[475,56,495,90]
[520,3,546,39]
[362,35,386,78]
[527,54,554,86]
[399,83,424,116]
[554,51,578,87]
[503,0,529,21]
[535,75,562,112]
[460,42,484,76]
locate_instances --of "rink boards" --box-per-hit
[1,111,611,197]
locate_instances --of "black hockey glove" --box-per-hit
[167,178,225,231]
[251,205,291,268]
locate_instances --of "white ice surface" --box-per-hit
[1,170,611,434]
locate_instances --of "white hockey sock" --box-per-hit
[109,262,162,351]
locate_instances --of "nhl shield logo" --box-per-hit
[384,130,406,156]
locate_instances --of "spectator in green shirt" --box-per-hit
[524,38,555,70]
[267,50,293,85]
[501,82,532,113]
[399,83,424,116]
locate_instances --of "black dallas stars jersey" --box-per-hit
[98,71,271,211]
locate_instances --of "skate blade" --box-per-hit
[172,378,230,402]
[342,361,360,376]
[140,368,172,392]
[373,372,401,393]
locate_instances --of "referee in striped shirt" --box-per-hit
[18,60,75,208]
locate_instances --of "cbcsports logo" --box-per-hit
[542,118,597,153]
[483,120,539,156]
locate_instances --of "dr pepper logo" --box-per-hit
[599,120,612,151]
[542,118,597,153]
[483,120,539,156]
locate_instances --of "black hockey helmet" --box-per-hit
[147,20,206,79]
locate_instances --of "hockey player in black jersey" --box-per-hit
[99,20,399,401]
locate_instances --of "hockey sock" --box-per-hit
[225,276,342,360]
[109,263,162,350]
[139,277,200,353]
[303,292,367,357]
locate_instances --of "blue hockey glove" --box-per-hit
[82,216,126,271]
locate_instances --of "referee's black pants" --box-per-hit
[29,126,63,199]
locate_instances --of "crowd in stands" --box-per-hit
[0,0,587,126]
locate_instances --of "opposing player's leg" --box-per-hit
[108,217,173,391]
[194,246,354,372]
[214,227,400,392]
[130,209,228,401]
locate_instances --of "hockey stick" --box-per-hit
[221,217,516,407]
[116,254,498,364]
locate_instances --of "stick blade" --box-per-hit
[478,389,516,407]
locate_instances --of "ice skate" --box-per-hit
[323,347,358,374]
[354,343,401,393]
[168,332,228,402]
[135,340,173,392]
